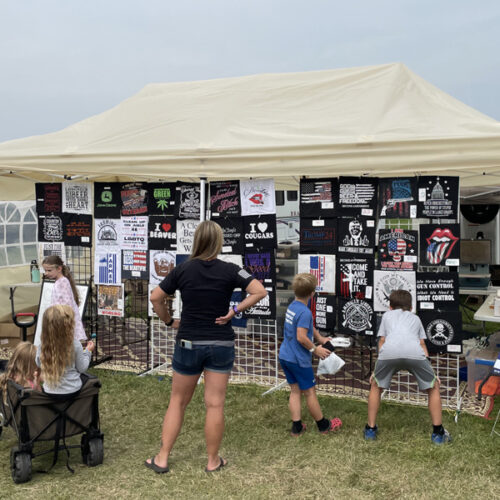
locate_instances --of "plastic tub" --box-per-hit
[465,348,499,395]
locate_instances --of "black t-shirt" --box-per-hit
[159,258,254,341]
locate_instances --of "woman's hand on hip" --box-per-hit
[215,309,234,325]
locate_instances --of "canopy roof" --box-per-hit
[1,62,500,187]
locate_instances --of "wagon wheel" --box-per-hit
[10,447,32,484]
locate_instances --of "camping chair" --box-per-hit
[9,285,37,342]
[0,375,103,483]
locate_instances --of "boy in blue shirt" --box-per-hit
[365,290,451,444]
[279,273,343,436]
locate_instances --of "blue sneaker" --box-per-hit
[431,428,452,445]
[364,425,378,440]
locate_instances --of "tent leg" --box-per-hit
[200,177,207,221]
[262,380,288,396]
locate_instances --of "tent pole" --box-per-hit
[461,187,500,200]
[200,177,207,222]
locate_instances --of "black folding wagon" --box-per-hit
[0,374,103,483]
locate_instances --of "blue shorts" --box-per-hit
[279,359,316,390]
[172,343,235,376]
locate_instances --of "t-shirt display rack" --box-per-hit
[33,176,463,411]
[295,176,461,410]
[35,182,154,373]
[371,217,460,410]
[148,318,279,387]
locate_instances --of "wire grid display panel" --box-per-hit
[65,246,94,338]
[149,318,174,373]
[64,247,150,371]
[315,346,374,399]
[232,320,279,386]
[149,318,279,386]
[96,279,150,372]
[316,346,460,410]
[378,354,460,409]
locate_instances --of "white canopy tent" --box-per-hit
[1,62,500,190]
[1,62,500,323]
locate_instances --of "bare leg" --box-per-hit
[427,382,442,426]
[203,370,230,471]
[289,383,302,421]
[367,380,382,428]
[146,371,199,469]
[303,387,323,421]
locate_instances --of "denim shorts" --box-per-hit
[172,343,235,376]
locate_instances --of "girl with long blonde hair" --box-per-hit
[36,305,94,395]
[0,342,41,401]
[42,255,86,341]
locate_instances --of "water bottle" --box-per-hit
[30,260,40,283]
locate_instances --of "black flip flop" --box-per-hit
[145,457,170,474]
[205,457,227,473]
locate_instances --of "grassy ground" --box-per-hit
[0,369,498,499]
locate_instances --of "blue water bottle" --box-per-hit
[30,260,40,283]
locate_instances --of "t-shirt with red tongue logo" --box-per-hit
[240,178,276,216]
[419,224,460,267]
[148,215,177,250]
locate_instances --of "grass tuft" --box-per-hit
[0,369,498,499]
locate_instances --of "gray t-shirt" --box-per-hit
[377,309,426,360]
[36,340,91,394]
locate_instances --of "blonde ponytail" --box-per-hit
[62,265,80,306]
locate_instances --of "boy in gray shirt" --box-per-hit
[364,290,451,444]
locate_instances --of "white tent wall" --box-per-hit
[0,177,40,324]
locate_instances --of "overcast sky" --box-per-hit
[1,0,499,143]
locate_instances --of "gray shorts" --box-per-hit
[373,358,437,390]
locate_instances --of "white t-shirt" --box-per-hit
[377,309,426,360]
[240,179,276,216]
